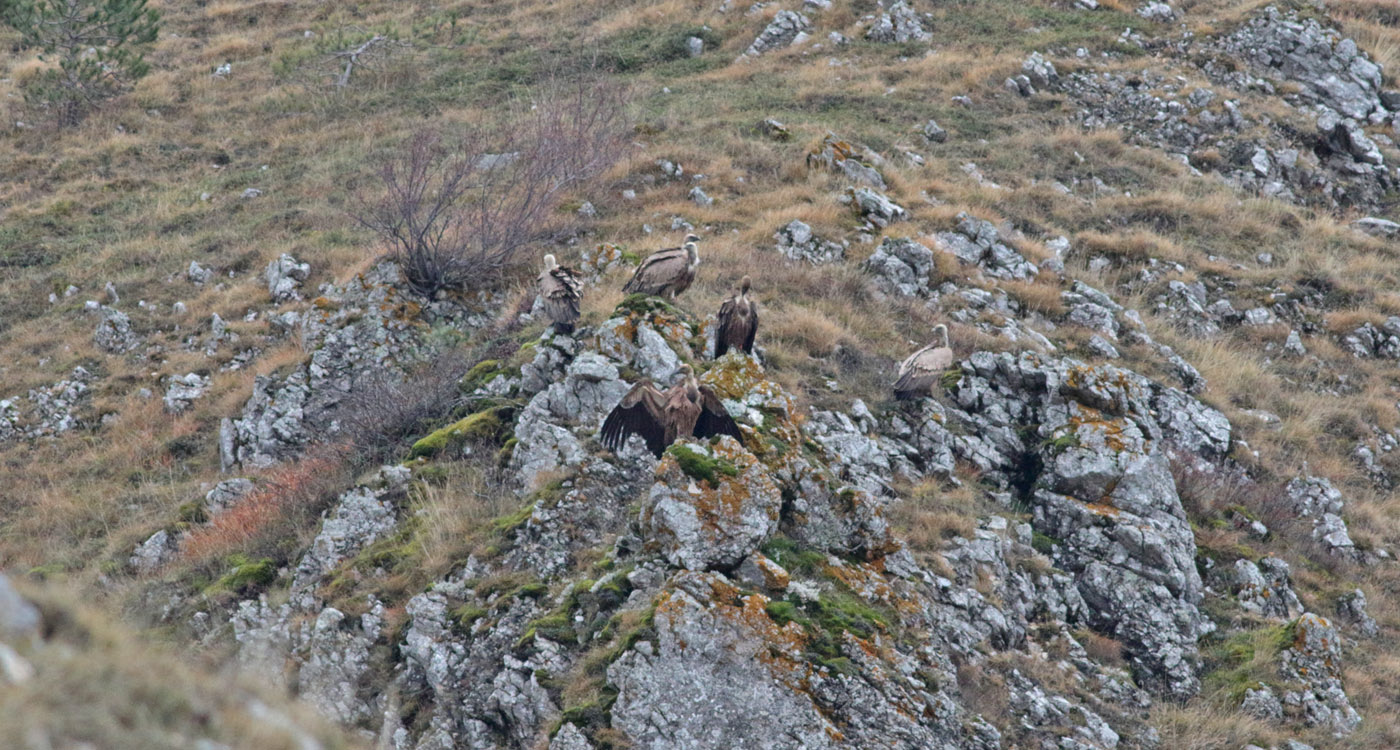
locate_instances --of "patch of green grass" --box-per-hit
[666,444,739,487]
[460,359,506,393]
[1031,531,1060,556]
[599,24,723,74]
[206,555,277,596]
[760,536,829,577]
[409,404,515,458]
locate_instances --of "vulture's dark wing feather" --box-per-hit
[741,300,759,354]
[601,382,668,457]
[715,298,737,359]
[695,387,743,443]
[892,370,941,400]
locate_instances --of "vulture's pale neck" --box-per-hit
[684,243,699,267]
[543,254,558,272]
[934,324,949,348]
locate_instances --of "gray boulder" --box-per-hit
[641,438,782,571]
[94,307,140,354]
[863,236,934,297]
[265,253,311,302]
[775,220,845,265]
[866,1,931,44]
[163,372,210,413]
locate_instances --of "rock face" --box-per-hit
[641,438,782,571]
[1220,6,1386,121]
[1280,614,1362,736]
[946,352,1227,697]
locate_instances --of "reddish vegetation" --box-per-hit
[180,445,352,565]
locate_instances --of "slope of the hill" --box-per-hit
[4,0,1400,748]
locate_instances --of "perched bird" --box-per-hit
[622,234,700,300]
[600,364,742,457]
[714,275,759,359]
[538,254,582,334]
[893,324,954,400]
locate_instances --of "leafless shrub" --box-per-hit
[352,73,630,297]
[332,347,473,466]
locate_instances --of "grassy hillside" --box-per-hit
[4,0,1400,746]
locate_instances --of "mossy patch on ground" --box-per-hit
[666,443,739,488]
[205,555,277,596]
[410,404,516,458]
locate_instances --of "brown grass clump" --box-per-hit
[180,447,353,566]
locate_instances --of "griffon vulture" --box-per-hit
[714,276,759,359]
[538,254,582,334]
[893,324,954,400]
[622,234,700,299]
[600,364,742,457]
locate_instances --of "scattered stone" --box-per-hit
[688,186,713,206]
[921,118,947,143]
[94,307,140,353]
[847,187,907,227]
[1353,217,1400,238]
[685,36,704,57]
[129,529,176,574]
[775,219,845,265]
[163,372,211,414]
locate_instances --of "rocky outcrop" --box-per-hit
[933,212,1038,280]
[863,236,934,297]
[1217,6,1388,122]
[743,11,810,58]
[163,372,210,413]
[229,262,444,468]
[1285,475,1356,556]
[265,253,311,302]
[641,438,782,571]
[1280,613,1361,736]
[94,306,140,353]
[866,0,930,44]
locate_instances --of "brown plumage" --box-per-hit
[714,275,759,359]
[600,364,743,457]
[893,324,954,400]
[622,234,700,299]
[538,254,582,334]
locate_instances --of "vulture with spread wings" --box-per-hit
[893,324,954,400]
[600,364,742,457]
[714,276,759,359]
[538,254,582,334]
[622,234,700,299]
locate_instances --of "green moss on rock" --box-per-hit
[410,405,515,458]
[207,555,277,595]
[666,444,739,487]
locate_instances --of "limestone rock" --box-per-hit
[265,253,311,302]
[743,11,810,57]
[641,438,782,571]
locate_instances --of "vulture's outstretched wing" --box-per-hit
[601,382,668,457]
[694,387,743,443]
[893,346,954,400]
[541,266,582,333]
